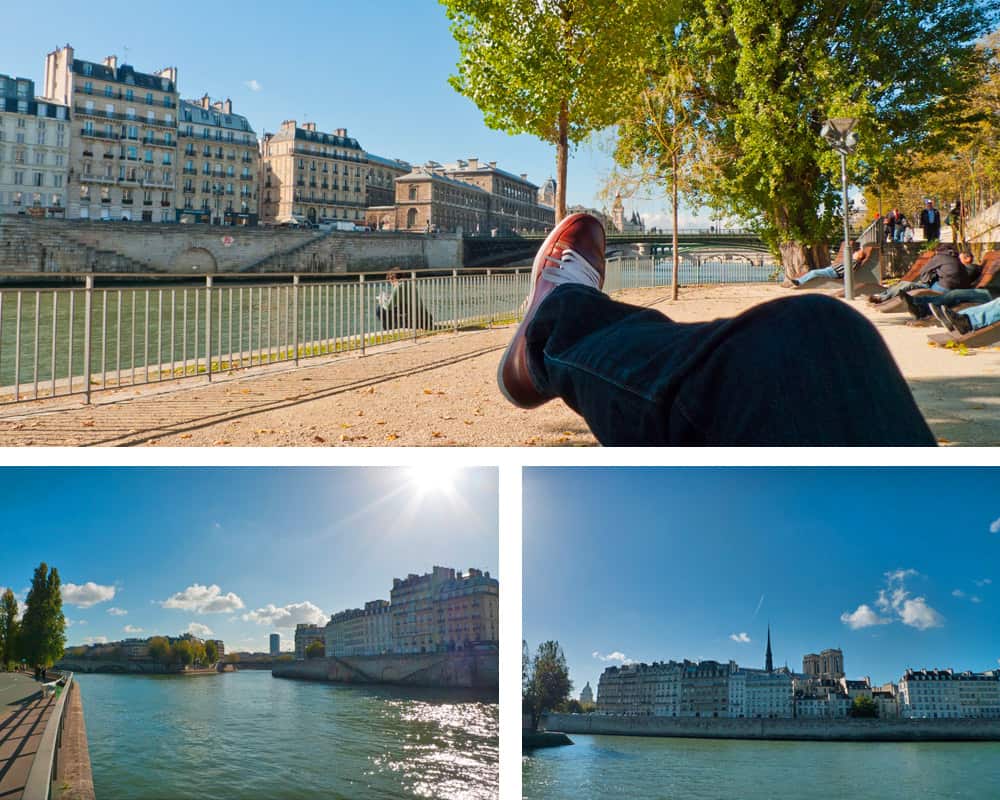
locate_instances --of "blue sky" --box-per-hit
[524,468,1000,694]
[1,1,709,228]
[0,467,497,652]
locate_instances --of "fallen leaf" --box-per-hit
[423,389,433,395]
[431,431,444,438]
[240,389,252,394]
[356,410,364,416]
[464,420,474,425]
[180,434,193,440]
[441,415,456,421]
[212,439,230,446]
[375,420,386,425]
[81,420,95,427]
[312,435,327,444]
[385,433,399,441]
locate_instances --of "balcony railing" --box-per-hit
[80,128,119,141]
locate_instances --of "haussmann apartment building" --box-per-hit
[42,46,180,222]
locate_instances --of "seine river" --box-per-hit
[76,671,498,800]
[523,733,1000,799]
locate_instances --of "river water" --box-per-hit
[76,671,498,800]
[522,733,1000,799]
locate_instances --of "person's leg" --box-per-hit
[958,297,1000,330]
[872,280,928,303]
[525,285,935,445]
[794,266,839,285]
[923,289,992,309]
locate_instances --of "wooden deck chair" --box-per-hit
[928,321,1000,348]
[876,251,936,313]
[789,243,880,295]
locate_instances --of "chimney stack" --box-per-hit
[103,55,118,70]
[335,127,347,138]
[303,122,317,132]
[201,94,211,110]
[467,157,479,169]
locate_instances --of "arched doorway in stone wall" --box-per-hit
[172,246,218,274]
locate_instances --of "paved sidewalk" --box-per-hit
[0,690,53,800]
[0,284,996,446]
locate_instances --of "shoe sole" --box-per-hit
[929,304,954,330]
[496,213,593,407]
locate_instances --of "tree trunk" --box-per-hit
[779,241,817,277]
[671,151,679,301]
[555,100,569,223]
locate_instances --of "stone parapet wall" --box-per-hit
[0,216,461,274]
[543,712,1000,742]
[273,650,498,690]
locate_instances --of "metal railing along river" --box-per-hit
[0,256,779,405]
[22,671,74,800]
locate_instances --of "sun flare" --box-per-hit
[407,466,461,496]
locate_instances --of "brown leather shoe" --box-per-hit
[497,213,606,408]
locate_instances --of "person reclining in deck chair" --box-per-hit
[899,252,994,321]
[931,295,1000,336]
[869,244,970,304]
[783,247,866,287]
[496,212,935,446]
[375,269,435,331]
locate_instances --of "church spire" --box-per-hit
[765,624,774,672]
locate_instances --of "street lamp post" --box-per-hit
[820,117,859,300]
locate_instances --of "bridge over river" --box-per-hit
[462,230,772,266]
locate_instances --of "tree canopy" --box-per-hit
[441,0,665,219]
[522,640,573,731]
[0,589,20,670]
[673,0,995,271]
[306,641,325,659]
[849,695,878,718]
[19,563,65,673]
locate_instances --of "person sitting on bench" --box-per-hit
[933,295,1000,336]
[900,252,996,321]
[785,246,866,286]
[869,244,970,304]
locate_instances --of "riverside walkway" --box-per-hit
[0,284,997,446]
[0,674,54,800]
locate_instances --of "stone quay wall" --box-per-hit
[272,650,498,691]
[55,681,96,800]
[543,713,1000,742]
[0,216,461,275]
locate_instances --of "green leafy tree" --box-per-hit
[608,41,703,299]
[849,695,878,718]
[226,652,240,664]
[0,588,19,670]
[523,640,573,731]
[441,0,662,221]
[173,639,194,667]
[19,563,66,676]
[675,0,993,274]
[148,636,172,665]
[205,640,219,665]
[306,641,325,659]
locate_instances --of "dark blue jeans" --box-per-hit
[525,285,935,446]
[909,288,993,317]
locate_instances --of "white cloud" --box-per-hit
[974,578,992,588]
[952,589,966,598]
[592,650,633,664]
[161,584,244,614]
[107,607,128,616]
[78,620,88,626]
[898,597,945,630]
[81,636,108,645]
[242,601,326,628]
[844,569,943,631]
[730,632,752,643]
[989,517,1000,534]
[123,625,144,634]
[244,79,262,92]
[62,582,116,608]
[971,596,982,604]
[185,622,214,637]
[840,604,890,630]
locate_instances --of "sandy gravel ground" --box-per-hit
[0,284,996,447]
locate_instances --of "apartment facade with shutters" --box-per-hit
[177,96,259,225]
[0,74,70,217]
[259,120,367,225]
[43,46,179,222]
